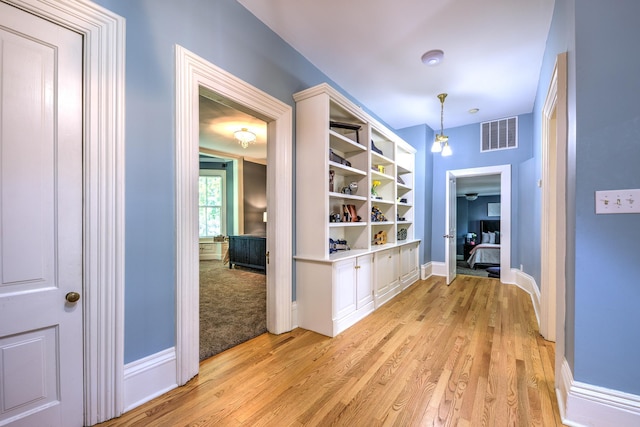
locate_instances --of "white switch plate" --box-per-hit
[595,189,640,214]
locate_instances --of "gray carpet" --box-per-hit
[456,260,489,277]
[199,260,266,361]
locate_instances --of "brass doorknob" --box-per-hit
[65,292,81,303]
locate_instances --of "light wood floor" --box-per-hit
[98,275,565,426]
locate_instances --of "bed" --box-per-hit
[466,220,501,269]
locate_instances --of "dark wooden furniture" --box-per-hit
[228,235,266,272]
[463,243,475,261]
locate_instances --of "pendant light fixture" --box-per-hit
[431,93,452,157]
[234,127,256,149]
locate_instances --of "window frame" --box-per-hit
[199,169,226,237]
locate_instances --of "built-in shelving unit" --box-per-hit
[293,83,420,337]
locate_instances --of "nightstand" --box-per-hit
[463,243,476,261]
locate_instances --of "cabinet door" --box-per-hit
[356,254,373,309]
[400,243,418,277]
[333,258,357,320]
[375,248,399,295]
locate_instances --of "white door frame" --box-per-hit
[175,46,293,384]
[446,165,513,284]
[4,0,126,424]
[540,53,567,365]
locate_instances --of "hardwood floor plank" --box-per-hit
[97,276,566,427]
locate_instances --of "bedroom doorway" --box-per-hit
[455,175,502,278]
[197,93,268,360]
[446,165,513,284]
[175,46,292,384]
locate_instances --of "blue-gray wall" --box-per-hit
[536,0,640,395]
[456,195,501,255]
[93,0,425,363]
[430,114,533,267]
[94,0,640,398]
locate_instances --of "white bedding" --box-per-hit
[467,243,500,268]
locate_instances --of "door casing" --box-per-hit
[3,0,127,424]
[445,165,512,284]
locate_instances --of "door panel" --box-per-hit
[446,176,457,284]
[0,3,83,426]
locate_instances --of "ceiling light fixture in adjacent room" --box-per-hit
[234,128,256,148]
[431,93,452,156]
[421,49,444,66]
[465,193,479,201]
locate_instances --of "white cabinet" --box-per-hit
[294,83,420,337]
[400,241,419,289]
[374,247,400,307]
[297,254,374,337]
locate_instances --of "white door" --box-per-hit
[445,175,457,284]
[0,3,83,426]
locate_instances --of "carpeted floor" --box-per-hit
[199,260,266,361]
[456,260,489,277]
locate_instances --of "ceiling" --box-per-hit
[237,0,555,131]
[199,95,267,163]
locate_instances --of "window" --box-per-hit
[199,172,225,237]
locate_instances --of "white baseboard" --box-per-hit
[430,261,446,277]
[123,347,177,412]
[420,262,433,279]
[291,301,298,330]
[512,268,541,328]
[558,359,640,426]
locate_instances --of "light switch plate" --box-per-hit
[595,189,640,214]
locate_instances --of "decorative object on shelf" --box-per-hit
[397,175,405,185]
[371,140,383,155]
[376,164,385,174]
[371,180,382,199]
[371,206,387,222]
[431,93,452,157]
[329,149,351,167]
[329,238,350,254]
[397,214,406,221]
[372,230,387,245]
[329,121,362,144]
[398,197,408,204]
[342,204,359,222]
[397,228,407,240]
[329,170,335,192]
[234,128,256,149]
[329,213,341,223]
[349,181,358,194]
[341,185,353,195]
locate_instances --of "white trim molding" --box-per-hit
[558,359,640,427]
[5,0,127,424]
[175,45,293,385]
[512,268,541,328]
[124,348,177,412]
[430,261,447,277]
[446,165,513,284]
[420,262,432,280]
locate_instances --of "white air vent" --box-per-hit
[481,117,517,152]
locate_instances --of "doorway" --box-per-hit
[198,94,268,360]
[446,165,513,284]
[540,53,567,374]
[455,175,502,278]
[175,46,293,384]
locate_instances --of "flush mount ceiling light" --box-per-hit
[465,193,479,201]
[431,93,452,157]
[421,49,444,66]
[234,128,256,148]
